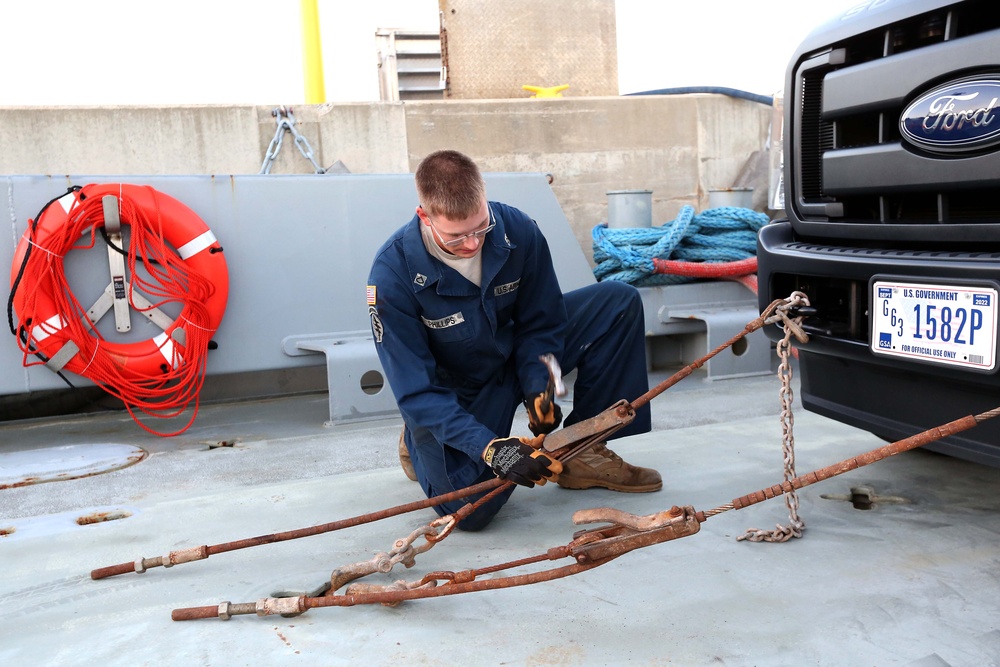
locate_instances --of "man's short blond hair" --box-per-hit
[415,150,486,220]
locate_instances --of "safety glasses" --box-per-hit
[425,206,495,248]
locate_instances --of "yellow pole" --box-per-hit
[300,0,326,103]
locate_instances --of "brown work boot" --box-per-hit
[398,427,417,482]
[556,442,661,493]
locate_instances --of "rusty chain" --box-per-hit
[328,522,447,593]
[739,291,811,542]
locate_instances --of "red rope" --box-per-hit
[15,188,215,435]
[651,256,757,279]
[652,256,758,294]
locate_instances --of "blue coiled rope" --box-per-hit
[592,205,770,286]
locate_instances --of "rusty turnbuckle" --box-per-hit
[171,504,705,621]
[171,405,1000,621]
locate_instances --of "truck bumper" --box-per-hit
[758,221,1000,467]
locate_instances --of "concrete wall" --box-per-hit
[402,96,772,259]
[0,95,774,266]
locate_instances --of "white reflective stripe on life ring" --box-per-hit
[176,230,217,260]
[31,314,68,342]
[152,332,182,369]
[58,191,77,214]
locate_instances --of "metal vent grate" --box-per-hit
[799,71,831,202]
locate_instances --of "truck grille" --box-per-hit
[792,0,1000,235]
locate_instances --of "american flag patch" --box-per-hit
[366,285,377,305]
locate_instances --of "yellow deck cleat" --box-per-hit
[522,84,570,98]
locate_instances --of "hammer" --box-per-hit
[538,353,567,415]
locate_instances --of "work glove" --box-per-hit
[483,435,563,488]
[525,392,563,436]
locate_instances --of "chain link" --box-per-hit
[739,291,810,543]
[329,521,449,592]
[259,106,326,175]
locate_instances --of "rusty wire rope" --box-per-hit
[91,479,506,579]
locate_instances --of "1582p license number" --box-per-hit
[871,281,998,371]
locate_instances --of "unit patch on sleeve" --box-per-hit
[421,312,465,329]
[370,305,384,343]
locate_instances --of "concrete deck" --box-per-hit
[1,368,999,666]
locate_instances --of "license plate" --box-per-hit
[871,280,998,371]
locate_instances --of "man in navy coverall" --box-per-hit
[367,150,660,530]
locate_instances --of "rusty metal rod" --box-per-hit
[171,558,604,621]
[715,407,1000,515]
[545,303,782,452]
[90,478,506,580]
[93,445,569,581]
[631,302,778,412]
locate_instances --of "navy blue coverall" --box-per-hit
[368,201,651,529]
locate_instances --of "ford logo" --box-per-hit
[900,76,1000,154]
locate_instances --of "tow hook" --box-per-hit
[786,305,818,319]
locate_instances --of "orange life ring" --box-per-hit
[9,183,228,382]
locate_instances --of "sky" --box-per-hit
[0,0,863,106]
